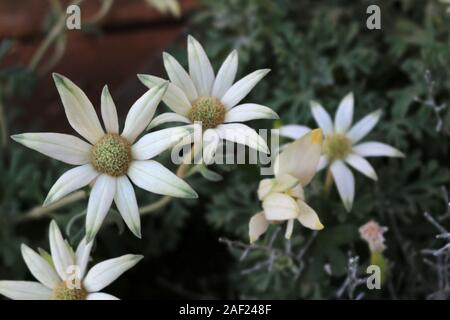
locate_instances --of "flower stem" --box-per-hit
[29,0,114,74]
[139,196,172,215]
[28,3,70,71]
[324,167,333,195]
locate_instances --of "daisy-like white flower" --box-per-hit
[249,129,324,243]
[138,35,278,164]
[279,92,404,212]
[0,221,142,300]
[12,74,197,242]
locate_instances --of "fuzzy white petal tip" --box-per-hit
[83,254,144,292]
[249,212,269,243]
[343,199,353,212]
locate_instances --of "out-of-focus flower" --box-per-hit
[138,35,278,164]
[0,221,142,300]
[249,129,324,243]
[145,0,181,17]
[359,220,388,253]
[12,74,197,241]
[279,92,404,211]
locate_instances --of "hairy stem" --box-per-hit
[86,0,114,24]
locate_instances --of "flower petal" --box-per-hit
[224,103,279,123]
[249,212,269,243]
[138,74,192,116]
[83,254,143,292]
[202,129,220,164]
[274,129,322,186]
[278,125,311,139]
[85,174,116,242]
[330,160,355,212]
[187,35,215,96]
[262,193,300,221]
[21,244,60,289]
[52,73,104,144]
[132,126,194,160]
[114,176,141,238]
[128,160,198,199]
[44,164,98,207]
[212,50,238,99]
[147,112,191,130]
[87,292,119,300]
[353,142,405,158]
[334,92,354,133]
[317,155,328,172]
[221,69,270,110]
[49,220,75,280]
[121,82,168,143]
[163,52,198,101]
[286,184,305,200]
[346,109,382,143]
[101,85,119,134]
[75,237,93,279]
[345,153,378,180]
[0,281,51,300]
[272,174,298,193]
[310,101,334,134]
[11,133,92,165]
[216,123,269,154]
[297,200,324,230]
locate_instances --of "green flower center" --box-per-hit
[188,97,226,130]
[91,133,132,177]
[52,281,87,300]
[323,133,352,160]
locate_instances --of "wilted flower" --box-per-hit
[138,35,278,163]
[249,129,324,243]
[12,74,197,241]
[359,220,388,253]
[0,221,142,300]
[279,92,404,211]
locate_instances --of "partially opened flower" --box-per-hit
[249,129,324,243]
[279,92,404,211]
[138,35,278,163]
[12,74,197,241]
[0,221,142,300]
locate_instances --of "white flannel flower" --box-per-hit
[279,92,404,212]
[138,35,278,164]
[12,74,197,242]
[0,221,142,300]
[249,129,324,243]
